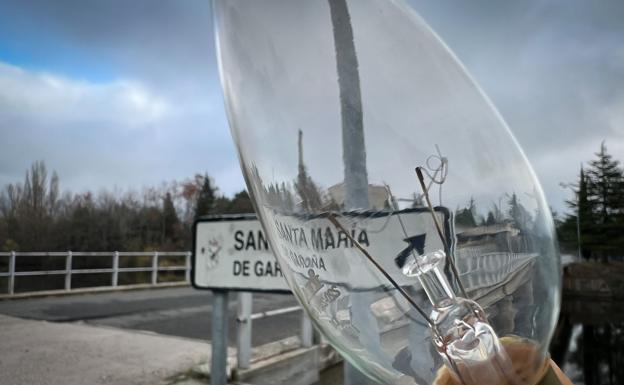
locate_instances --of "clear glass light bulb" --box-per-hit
[213,0,561,384]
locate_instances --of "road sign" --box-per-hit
[262,208,450,290]
[192,209,450,293]
[192,215,290,292]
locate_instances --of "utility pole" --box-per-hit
[328,0,369,210]
[328,1,376,384]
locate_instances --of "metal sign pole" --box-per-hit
[328,0,375,382]
[211,290,229,385]
[300,314,313,348]
[237,292,253,369]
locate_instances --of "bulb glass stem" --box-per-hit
[404,250,517,385]
[408,251,456,308]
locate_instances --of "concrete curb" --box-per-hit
[191,336,342,385]
[233,346,320,385]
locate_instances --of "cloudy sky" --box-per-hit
[0,0,622,213]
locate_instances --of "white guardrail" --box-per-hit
[0,251,191,295]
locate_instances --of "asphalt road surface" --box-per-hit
[0,287,300,347]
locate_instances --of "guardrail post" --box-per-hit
[236,292,253,369]
[112,251,119,287]
[301,313,313,348]
[212,290,229,385]
[65,251,72,291]
[8,251,16,295]
[185,251,191,283]
[151,251,159,285]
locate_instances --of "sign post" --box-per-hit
[236,292,253,369]
[211,289,229,385]
[193,214,291,385]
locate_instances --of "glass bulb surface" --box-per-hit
[213,0,561,384]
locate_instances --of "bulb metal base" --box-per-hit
[432,337,572,385]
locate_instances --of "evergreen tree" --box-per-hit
[194,175,216,220]
[578,167,592,228]
[577,167,592,259]
[280,183,295,212]
[586,142,624,222]
[560,143,624,260]
[212,196,232,215]
[507,193,531,231]
[227,190,254,214]
[295,130,323,212]
[455,197,477,227]
[585,142,624,260]
[561,167,593,259]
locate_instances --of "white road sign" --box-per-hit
[192,209,450,293]
[193,215,290,292]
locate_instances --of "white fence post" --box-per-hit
[112,251,119,287]
[151,251,159,285]
[237,292,253,369]
[185,251,191,283]
[65,251,72,291]
[8,251,16,295]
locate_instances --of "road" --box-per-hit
[0,287,300,347]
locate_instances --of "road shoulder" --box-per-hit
[0,314,218,385]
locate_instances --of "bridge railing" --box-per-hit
[0,251,191,295]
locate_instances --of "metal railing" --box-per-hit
[0,251,191,295]
[234,292,312,370]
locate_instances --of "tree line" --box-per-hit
[2,140,622,259]
[0,161,253,252]
[557,142,624,261]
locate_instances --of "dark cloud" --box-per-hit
[408,0,624,210]
[1,0,220,104]
[0,0,622,211]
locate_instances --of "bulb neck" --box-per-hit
[401,249,456,307]
[418,260,457,308]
